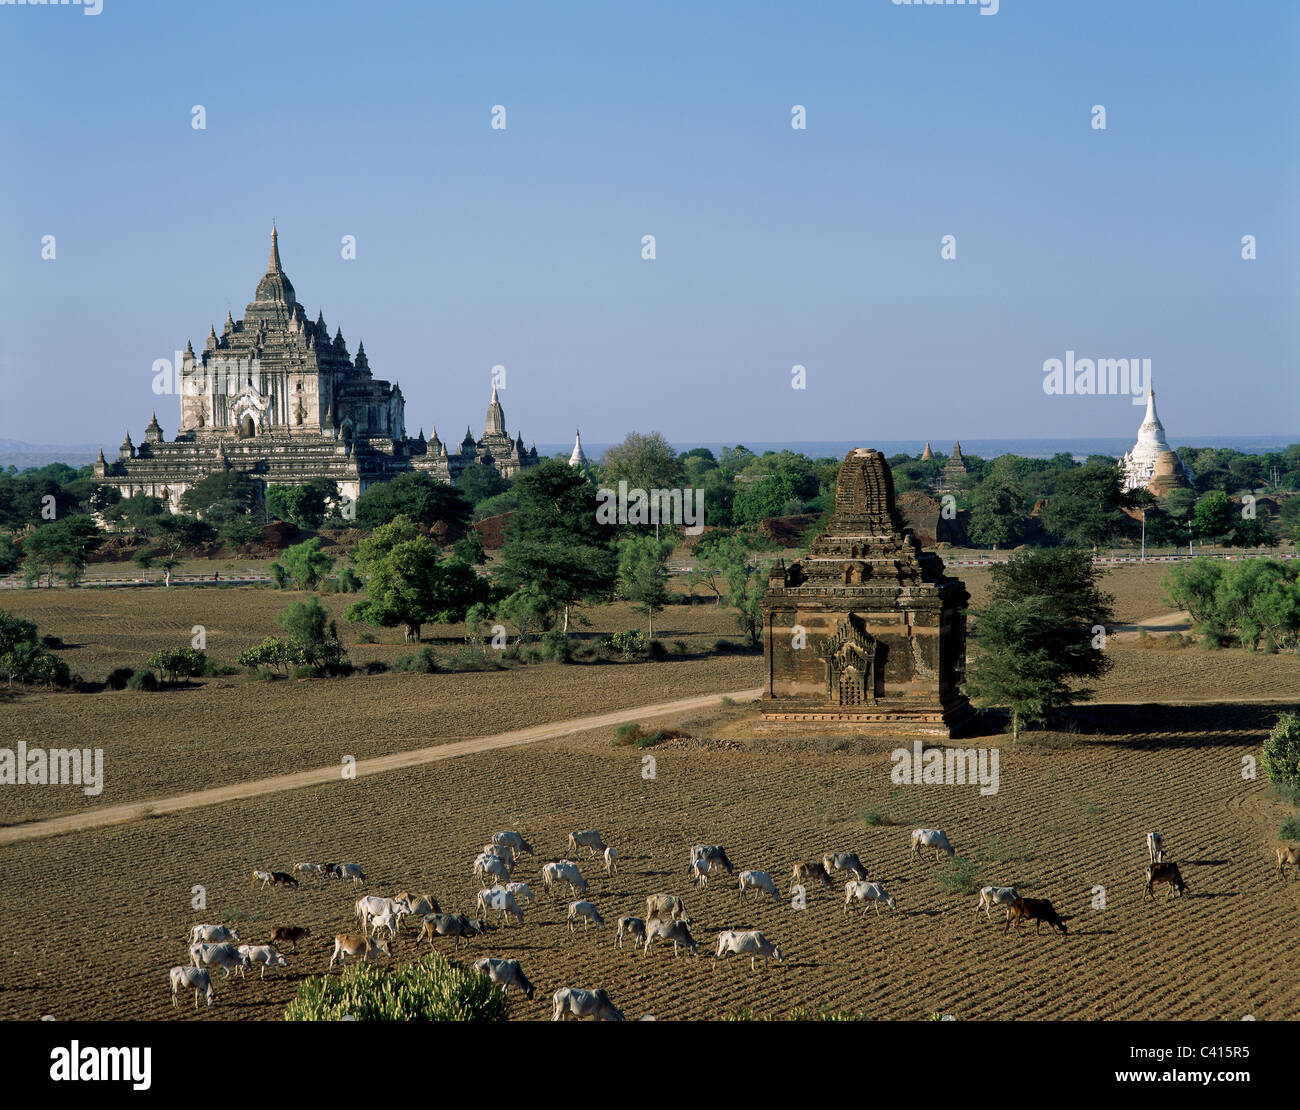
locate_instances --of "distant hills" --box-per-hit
[0,438,102,471]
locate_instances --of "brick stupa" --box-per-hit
[761,448,973,737]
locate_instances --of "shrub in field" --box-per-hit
[0,610,71,689]
[284,952,508,1022]
[728,1006,869,1021]
[236,637,297,675]
[933,855,980,895]
[126,670,158,691]
[600,629,648,658]
[613,722,641,746]
[105,667,135,690]
[1262,712,1300,788]
[394,646,439,674]
[540,627,571,662]
[144,647,207,686]
[1280,816,1300,841]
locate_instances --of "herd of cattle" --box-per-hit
[168,824,1285,1018]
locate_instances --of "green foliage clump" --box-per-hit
[600,628,648,658]
[144,646,207,686]
[277,597,347,673]
[1262,713,1300,788]
[933,855,981,896]
[284,952,509,1022]
[393,646,440,674]
[0,610,71,688]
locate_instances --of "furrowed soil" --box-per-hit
[0,562,1297,1021]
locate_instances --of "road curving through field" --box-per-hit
[0,687,764,846]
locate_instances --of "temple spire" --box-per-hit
[268,223,282,273]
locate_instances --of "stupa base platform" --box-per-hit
[758,697,976,739]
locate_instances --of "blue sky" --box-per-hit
[1,0,1296,450]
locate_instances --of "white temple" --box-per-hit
[1119,386,1192,494]
[568,429,588,467]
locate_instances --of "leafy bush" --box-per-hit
[1279,816,1300,841]
[0,610,71,689]
[277,597,347,673]
[237,637,297,675]
[394,646,439,674]
[933,855,980,895]
[105,666,135,690]
[540,627,571,662]
[337,566,362,594]
[1262,712,1300,788]
[614,722,641,746]
[126,670,159,691]
[600,628,648,658]
[143,647,207,685]
[284,952,508,1022]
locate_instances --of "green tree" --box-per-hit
[0,534,19,576]
[277,596,346,670]
[1191,491,1235,542]
[1262,712,1300,788]
[964,548,1115,740]
[455,465,510,506]
[355,472,471,533]
[1039,463,1131,549]
[732,472,799,527]
[144,646,208,686]
[496,460,617,634]
[617,534,673,638]
[347,517,489,642]
[968,478,1025,550]
[600,431,685,494]
[274,537,336,591]
[20,516,102,586]
[265,479,339,529]
[179,470,259,518]
[453,531,487,566]
[0,610,70,688]
[692,532,770,646]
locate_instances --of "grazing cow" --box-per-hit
[326,862,365,884]
[1145,862,1189,900]
[615,916,647,949]
[474,853,513,886]
[792,861,834,890]
[568,830,607,858]
[542,861,588,897]
[189,924,240,945]
[368,909,403,942]
[252,870,298,888]
[269,925,311,953]
[418,913,487,948]
[170,966,214,1009]
[1147,831,1165,864]
[911,829,955,860]
[690,858,710,888]
[738,870,780,902]
[823,852,867,881]
[1004,897,1068,935]
[293,862,327,879]
[472,957,534,1000]
[552,987,624,1022]
[237,945,289,979]
[189,942,250,978]
[477,887,525,925]
[329,934,390,968]
[483,843,516,867]
[844,880,896,915]
[714,929,783,970]
[505,882,534,906]
[645,893,688,923]
[643,917,698,957]
[567,901,606,931]
[974,886,1019,922]
[604,846,618,876]
[690,845,735,876]
[1274,845,1298,882]
[251,869,274,887]
[355,895,406,932]
[492,831,534,857]
[392,893,441,923]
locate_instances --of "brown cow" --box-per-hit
[1274,845,1298,882]
[1004,896,1068,935]
[269,925,311,953]
[1145,862,1188,900]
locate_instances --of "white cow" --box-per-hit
[604,846,618,876]
[911,829,955,859]
[492,831,534,856]
[170,966,214,1009]
[542,861,587,897]
[715,929,783,970]
[823,851,867,881]
[567,900,606,931]
[189,942,250,978]
[975,885,1019,921]
[690,858,710,888]
[738,870,780,902]
[845,880,896,915]
[552,987,624,1021]
[645,893,688,922]
[568,830,607,858]
[690,845,735,875]
[472,957,534,1000]
[505,882,534,906]
[643,917,698,957]
[293,862,327,879]
[615,916,647,949]
[483,843,516,868]
[355,895,405,932]
[1147,831,1165,864]
[189,924,240,945]
[236,945,289,978]
[336,863,366,885]
[474,853,513,885]
[477,887,525,925]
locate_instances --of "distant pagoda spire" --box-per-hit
[569,429,588,467]
[920,442,933,461]
[268,223,282,273]
[485,383,506,437]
